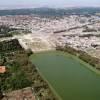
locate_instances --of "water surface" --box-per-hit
[30,51,100,100]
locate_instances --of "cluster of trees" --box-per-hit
[0,51,33,91]
[0,25,14,37]
[0,39,57,100]
[0,25,15,33]
[0,39,23,52]
[0,25,29,38]
[0,40,31,93]
[56,45,100,70]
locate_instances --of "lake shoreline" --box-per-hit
[30,46,100,100]
[56,45,100,72]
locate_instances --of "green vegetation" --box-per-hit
[0,39,57,100]
[0,51,33,91]
[0,25,31,38]
[0,25,16,37]
[0,39,23,53]
[0,40,31,91]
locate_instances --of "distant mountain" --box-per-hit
[0,7,100,16]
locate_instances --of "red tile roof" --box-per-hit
[0,66,6,73]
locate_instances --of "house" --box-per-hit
[0,66,6,73]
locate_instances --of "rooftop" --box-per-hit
[0,66,6,73]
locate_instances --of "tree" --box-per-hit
[0,88,3,99]
[26,49,33,56]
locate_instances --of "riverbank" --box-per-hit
[34,65,62,100]
[56,45,100,71]
[58,50,100,75]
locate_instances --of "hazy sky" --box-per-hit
[0,0,100,9]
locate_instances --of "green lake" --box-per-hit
[30,51,100,100]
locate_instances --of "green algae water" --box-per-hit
[30,51,100,100]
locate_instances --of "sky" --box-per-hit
[0,0,100,9]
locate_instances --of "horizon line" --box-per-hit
[0,5,100,10]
